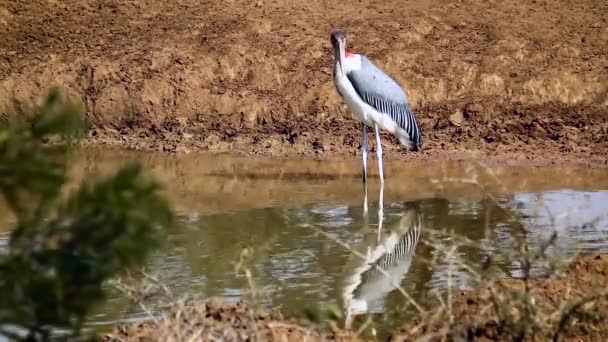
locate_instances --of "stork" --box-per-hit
[331,29,422,184]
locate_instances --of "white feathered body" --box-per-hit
[333,53,421,150]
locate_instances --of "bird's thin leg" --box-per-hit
[374,124,384,184]
[377,180,384,242]
[361,123,368,184]
[362,123,369,216]
[362,180,369,218]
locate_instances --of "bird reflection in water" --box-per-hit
[343,182,422,328]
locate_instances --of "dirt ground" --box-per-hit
[103,298,361,342]
[392,254,608,341]
[1,0,608,167]
[104,254,608,341]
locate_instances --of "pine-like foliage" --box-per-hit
[0,89,174,341]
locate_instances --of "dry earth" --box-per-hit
[1,0,608,167]
[393,254,608,341]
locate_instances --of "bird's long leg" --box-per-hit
[374,124,384,184]
[361,123,368,184]
[361,123,369,216]
[377,180,384,242]
[363,181,369,218]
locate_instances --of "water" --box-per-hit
[1,148,607,336]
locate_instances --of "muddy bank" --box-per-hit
[393,254,608,341]
[103,298,360,342]
[104,254,608,341]
[1,0,607,166]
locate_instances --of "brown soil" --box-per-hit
[1,0,608,167]
[103,297,361,342]
[392,254,608,341]
[104,254,608,341]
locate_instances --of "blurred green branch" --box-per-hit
[0,89,174,341]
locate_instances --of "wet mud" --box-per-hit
[1,0,607,167]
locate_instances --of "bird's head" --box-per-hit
[399,132,423,152]
[410,130,423,152]
[330,28,347,74]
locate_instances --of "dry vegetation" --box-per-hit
[104,298,360,342]
[103,256,608,341]
[394,255,608,341]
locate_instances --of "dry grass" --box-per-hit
[102,296,362,342]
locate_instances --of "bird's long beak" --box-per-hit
[336,39,346,75]
[332,38,346,75]
[331,29,347,75]
[337,38,346,75]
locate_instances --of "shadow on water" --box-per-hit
[1,148,607,336]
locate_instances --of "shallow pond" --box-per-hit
[1,148,608,336]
